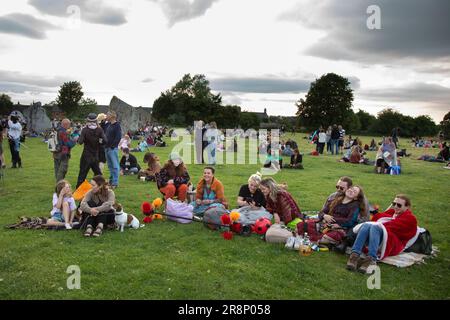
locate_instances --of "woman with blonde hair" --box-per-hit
[237,172,266,209]
[259,177,302,224]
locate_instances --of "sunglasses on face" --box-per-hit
[336,186,345,191]
[392,202,403,208]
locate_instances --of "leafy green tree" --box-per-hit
[56,81,84,117]
[412,115,438,137]
[75,98,98,119]
[439,111,450,139]
[152,92,175,124]
[215,105,241,128]
[0,93,14,115]
[342,110,361,133]
[370,108,404,135]
[152,74,222,126]
[356,109,376,132]
[239,112,259,130]
[296,73,354,130]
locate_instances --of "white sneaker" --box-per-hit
[65,223,72,230]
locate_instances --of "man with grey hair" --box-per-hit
[53,118,77,181]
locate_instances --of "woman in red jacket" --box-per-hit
[259,178,303,224]
[346,194,418,274]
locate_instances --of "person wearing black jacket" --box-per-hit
[104,111,122,188]
[76,113,106,189]
[330,124,340,155]
[120,148,140,175]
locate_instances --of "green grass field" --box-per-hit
[0,132,449,299]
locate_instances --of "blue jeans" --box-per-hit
[351,223,383,260]
[105,147,120,186]
[330,139,339,155]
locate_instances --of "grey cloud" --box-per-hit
[358,83,450,106]
[0,13,57,39]
[0,70,69,88]
[149,0,220,27]
[142,78,155,83]
[219,92,243,106]
[210,77,311,94]
[0,82,43,93]
[280,0,450,63]
[210,75,360,94]
[29,0,127,26]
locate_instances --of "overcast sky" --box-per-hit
[0,0,449,122]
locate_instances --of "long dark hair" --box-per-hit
[163,160,187,178]
[92,175,109,199]
[329,185,366,218]
[143,152,160,170]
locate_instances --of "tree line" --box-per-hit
[1,73,449,138]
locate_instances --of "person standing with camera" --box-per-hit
[7,114,22,168]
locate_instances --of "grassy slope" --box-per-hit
[0,132,448,299]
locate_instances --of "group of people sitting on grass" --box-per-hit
[44,147,421,273]
[412,137,442,148]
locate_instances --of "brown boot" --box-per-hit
[358,256,377,274]
[346,252,360,271]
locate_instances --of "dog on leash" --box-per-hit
[113,202,140,232]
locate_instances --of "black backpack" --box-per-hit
[404,229,433,255]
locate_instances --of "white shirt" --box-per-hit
[50,193,77,215]
[7,120,22,140]
[318,132,327,143]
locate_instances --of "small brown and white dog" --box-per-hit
[113,203,140,232]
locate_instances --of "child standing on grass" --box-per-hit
[47,180,77,229]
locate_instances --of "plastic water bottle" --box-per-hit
[304,232,310,246]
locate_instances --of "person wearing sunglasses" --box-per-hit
[318,185,367,246]
[347,194,418,274]
[320,176,370,223]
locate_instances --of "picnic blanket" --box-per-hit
[5,216,116,231]
[380,246,439,268]
[345,246,439,268]
[5,216,57,230]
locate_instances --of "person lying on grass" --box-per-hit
[46,179,77,230]
[192,166,227,216]
[80,175,116,238]
[346,194,418,274]
[259,177,303,225]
